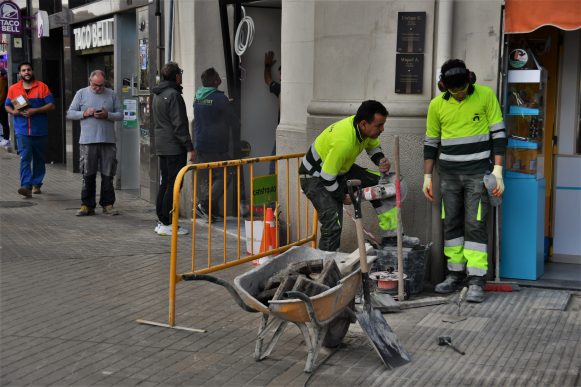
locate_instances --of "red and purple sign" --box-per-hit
[0,1,22,35]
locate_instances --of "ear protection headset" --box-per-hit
[437,67,477,92]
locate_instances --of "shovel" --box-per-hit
[347,179,411,369]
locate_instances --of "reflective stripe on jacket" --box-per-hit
[423,84,507,174]
[299,115,383,197]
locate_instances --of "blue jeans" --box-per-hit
[16,135,47,188]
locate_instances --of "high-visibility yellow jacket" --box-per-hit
[299,115,384,198]
[424,84,507,174]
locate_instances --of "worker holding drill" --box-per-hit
[299,100,407,252]
[423,59,507,303]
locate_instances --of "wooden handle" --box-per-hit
[394,136,404,300]
[355,219,368,274]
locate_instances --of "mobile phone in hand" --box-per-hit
[95,109,103,114]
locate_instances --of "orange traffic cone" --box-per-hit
[253,208,275,266]
[259,209,273,253]
[266,207,278,250]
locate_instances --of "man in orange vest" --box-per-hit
[5,62,55,198]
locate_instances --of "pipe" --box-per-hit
[219,1,235,99]
[167,0,174,62]
[433,0,454,96]
[155,0,162,77]
[430,0,454,285]
[26,0,33,63]
[163,0,174,63]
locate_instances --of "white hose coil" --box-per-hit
[234,7,255,57]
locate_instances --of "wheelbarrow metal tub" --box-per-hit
[230,246,363,372]
[232,246,359,320]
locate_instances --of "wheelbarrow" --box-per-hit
[182,245,366,373]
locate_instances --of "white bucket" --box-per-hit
[244,220,264,255]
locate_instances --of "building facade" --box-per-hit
[5,0,579,283]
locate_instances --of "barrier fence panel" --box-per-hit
[140,153,319,328]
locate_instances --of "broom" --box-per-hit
[484,205,520,292]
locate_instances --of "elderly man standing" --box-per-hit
[67,70,123,216]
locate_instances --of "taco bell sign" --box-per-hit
[0,1,22,35]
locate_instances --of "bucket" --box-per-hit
[371,243,431,295]
[244,220,264,255]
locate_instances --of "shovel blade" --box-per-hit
[356,308,411,369]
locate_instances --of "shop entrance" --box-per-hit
[502,26,581,287]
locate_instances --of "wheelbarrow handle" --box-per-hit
[181,274,258,313]
[284,291,322,326]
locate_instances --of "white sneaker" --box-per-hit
[157,224,189,236]
[0,138,9,147]
[154,221,161,233]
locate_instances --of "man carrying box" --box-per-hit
[5,62,55,197]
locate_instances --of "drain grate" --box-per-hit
[0,201,37,208]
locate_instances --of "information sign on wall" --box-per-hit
[396,12,426,53]
[395,54,424,94]
[123,99,138,129]
[0,1,22,35]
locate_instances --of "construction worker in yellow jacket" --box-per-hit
[423,59,507,303]
[299,100,396,252]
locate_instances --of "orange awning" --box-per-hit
[505,0,581,33]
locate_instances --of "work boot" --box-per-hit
[76,204,95,216]
[466,285,485,303]
[434,272,465,294]
[466,276,486,303]
[32,186,42,194]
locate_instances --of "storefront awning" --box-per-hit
[505,0,581,33]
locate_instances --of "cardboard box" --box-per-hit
[11,95,29,110]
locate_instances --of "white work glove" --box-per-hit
[422,174,433,202]
[491,165,504,197]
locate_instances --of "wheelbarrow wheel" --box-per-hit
[323,299,356,348]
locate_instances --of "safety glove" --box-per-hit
[422,174,433,201]
[491,165,504,196]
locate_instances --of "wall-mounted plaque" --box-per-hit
[395,54,423,94]
[396,12,426,53]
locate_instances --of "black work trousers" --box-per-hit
[156,153,187,226]
[80,144,117,208]
[300,164,385,252]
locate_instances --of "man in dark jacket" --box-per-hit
[193,67,240,220]
[152,62,193,236]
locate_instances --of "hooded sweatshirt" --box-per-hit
[152,80,193,156]
[193,87,240,154]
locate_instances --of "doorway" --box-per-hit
[503,27,581,288]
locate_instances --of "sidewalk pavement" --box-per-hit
[1,149,580,386]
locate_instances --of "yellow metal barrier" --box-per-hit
[150,153,318,328]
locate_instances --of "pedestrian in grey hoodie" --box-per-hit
[151,62,194,236]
